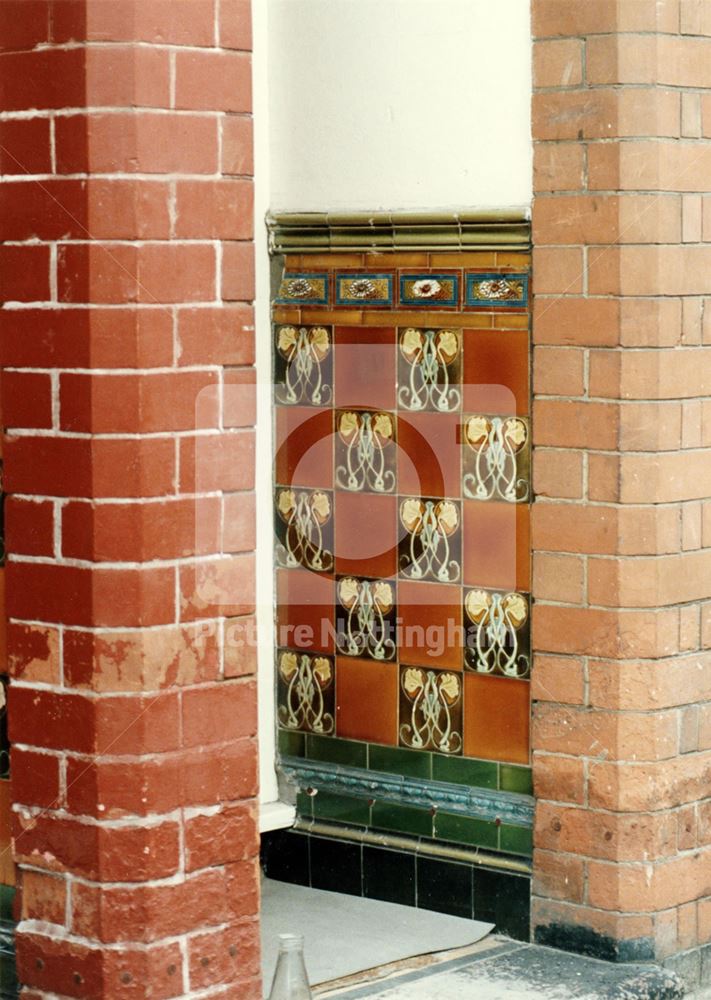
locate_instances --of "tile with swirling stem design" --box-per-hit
[335,575,397,662]
[464,588,530,679]
[335,409,396,494]
[274,324,332,406]
[397,328,461,413]
[399,666,463,755]
[277,649,335,735]
[398,497,461,584]
[462,414,530,503]
[274,487,334,573]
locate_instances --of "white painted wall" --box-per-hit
[268,0,532,213]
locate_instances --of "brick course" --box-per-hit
[532,0,711,970]
[1,1,259,996]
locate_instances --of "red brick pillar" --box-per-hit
[0,2,260,996]
[531,0,711,975]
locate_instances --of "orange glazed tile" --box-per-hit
[463,673,530,765]
[334,326,397,410]
[274,406,334,489]
[398,412,462,499]
[397,580,463,670]
[276,568,334,654]
[336,656,398,745]
[334,492,397,579]
[463,501,530,591]
[462,329,529,416]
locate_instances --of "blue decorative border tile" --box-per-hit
[399,273,459,308]
[465,272,529,309]
[276,272,329,305]
[335,273,393,307]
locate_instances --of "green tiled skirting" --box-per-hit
[279,730,532,796]
[284,749,533,859]
[297,791,532,858]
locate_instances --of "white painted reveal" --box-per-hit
[267,0,533,212]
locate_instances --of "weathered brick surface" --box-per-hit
[1,1,258,996]
[532,0,711,964]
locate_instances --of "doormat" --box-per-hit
[261,877,492,996]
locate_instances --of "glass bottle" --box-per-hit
[267,934,313,1000]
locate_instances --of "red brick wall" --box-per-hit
[532,0,711,970]
[0,1,260,996]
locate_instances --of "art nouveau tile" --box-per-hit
[399,273,460,309]
[334,326,396,410]
[276,271,330,305]
[462,413,530,504]
[398,664,463,755]
[334,492,397,579]
[463,500,530,592]
[335,409,396,494]
[397,327,462,414]
[464,272,529,310]
[277,648,335,736]
[335,575,397,662]
[275,406,334,489]
[397,412,462,499]
[335,272,394,307]
[397,580,463,670]
[464,587,531,679]
[275,487,334,574]
[398,497,462,584]
[274,323,333,407]
[276,568,335,654]
[336,656,399,745]
[462,329,529,416]
[463,673,530,765]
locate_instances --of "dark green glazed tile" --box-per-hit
[500,764,533,796]
[296,791,313,818]
[371,801,433,838]
[363,847,415,906]
[432,754,498,790]
[312,790,370,826]
[500,824,533,857]
[0,885,14,923]
[306,734,368,767]
[435,812,499,850]
[368,745,431,779]
[278,729,306,758]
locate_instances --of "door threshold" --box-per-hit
[315,937,510,997]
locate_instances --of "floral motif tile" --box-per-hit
[277,649,335,735]
[335,575,398,662]
[272,253,531,773]
[398,497,462,583]
[397,327,462,413]
[399,665,463,755]
[464,588,531,679]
